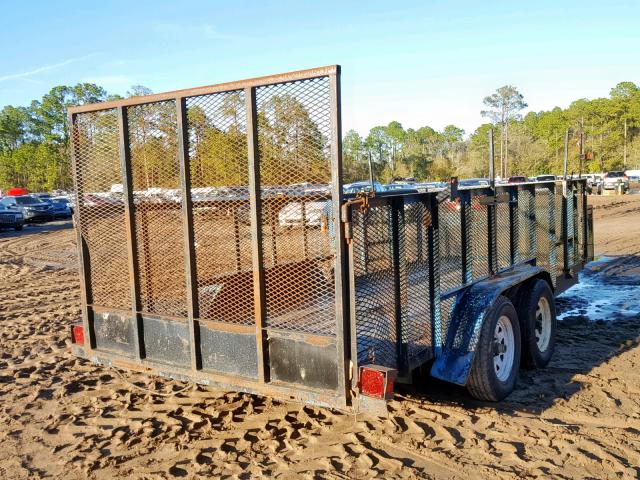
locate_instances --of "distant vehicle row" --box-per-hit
[0,193,73,231]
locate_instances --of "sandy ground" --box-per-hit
[0,196,639,479]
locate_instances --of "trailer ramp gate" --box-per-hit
[70,66,349,408]
[70,65,593,410]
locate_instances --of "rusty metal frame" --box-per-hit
[245,85,268,383]
[117,106,145,360]
[69,66,339,114]
[68,112,96,350]
[176,97,201,372]
[329,68,350,405]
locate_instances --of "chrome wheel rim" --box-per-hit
[493,315,515,382]
[535,296,552,352]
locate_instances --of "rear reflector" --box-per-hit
[71,325,84,345]
[359,365,397,400]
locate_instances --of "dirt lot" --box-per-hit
[1,195,639,479]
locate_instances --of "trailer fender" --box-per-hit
[430,264,546,385]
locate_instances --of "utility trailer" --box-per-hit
[68,65,593,413]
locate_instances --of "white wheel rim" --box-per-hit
[535,296,552,352]
[493,315,515,382]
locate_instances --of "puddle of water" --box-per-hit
[557,256,640,322]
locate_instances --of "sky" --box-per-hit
[1,0,640,136]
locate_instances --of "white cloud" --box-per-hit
[0,54,96,83]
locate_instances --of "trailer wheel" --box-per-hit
[467,295,521,401]
[516,279,556,369]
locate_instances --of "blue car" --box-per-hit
[0,204,24,231]
[0,195,54,223]
[50,197,73,219]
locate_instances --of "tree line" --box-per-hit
[344,81,640,183]
[1,80,639,192]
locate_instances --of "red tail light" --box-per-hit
[359,365,396,400]
[71,325,85,345]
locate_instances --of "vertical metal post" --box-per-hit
[427,195,441,355]
[176,97,201,372]
[346,206,359,391]
[529,184,537,260]
[488,129,497,275]
[391,197,405,374]
[245,86,268,383]
[460,192,471,283]
[561,181,569,277]
[582,182,589,261]
[68,112,96,350]
[329,69,350,406]
[509,187,518,265]
[117,106,144,360]
[548,184,558,286]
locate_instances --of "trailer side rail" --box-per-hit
[69,66,350,408]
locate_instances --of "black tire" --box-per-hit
[467,295,521,401]
[15,225,23,231]
[516,279,556,369]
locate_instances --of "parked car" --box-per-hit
[0,195,54,223]
[534,175,556,182]
[507,176,527,184]
[0,204,24,231]
[602,171,629,193]
[50,197,73,219]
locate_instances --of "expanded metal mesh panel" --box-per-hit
[185,90,254,324]
[535,187,557,286]
[256,77,335,335]
[438,199,463,292]
[517,189,536,262]
[74,110,131,310]
[403,200,432,362]
[470,195,489,279]
[128,101,187,317]
[496,200,512,271]
[352,205,397,368]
